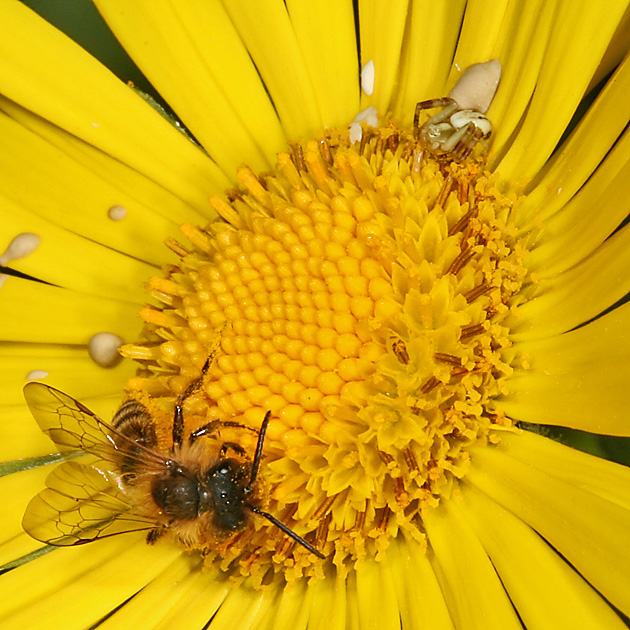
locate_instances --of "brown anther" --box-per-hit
[276,536,297,558]
[375,507,391,534]
[450,362,485,379]
[447,248,476,275]
[164,237,190,258]
[402,448,419,474]
[386,132,400,153]
[458,178,469,204]
[291,143,306,171]
[392,477,410,507]
[420,375,440,394]
[391,339,410,364]
[460,323,486,340]
[352,510,367,532]
[359,128,373,155]
[319,137,333,164]
[434,173,454,209]
[464,283,492,303]
[315,511,332,549]
[448,206,477,236]
[378,450,395,467]
[434,352,462,366]
[410,146,424,174]
[310,495,336,522]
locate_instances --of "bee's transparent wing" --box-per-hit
[22,459,155,545]
[23,382,119,456]
[22,382,162,545]
[23,381,167,471]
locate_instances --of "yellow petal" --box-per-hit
[0,195,153,302]
[461,482,627,629]
[498,301,630,435]
[305,576,344,630]
[0,534,50,575]
[494,429,630,510]
[494,0,629,183]
[1,95,207,227]
[94,555,212,630]
[386,536,454,629]
[424,498,522,630]
[286,0,360,128]
[393,0,464,122]
[0,466,50,547]
[512,224,630,340]
[0,536,179,630]
[486,0,556,158]
[221,0,323,139]
[0,276,140,344]
[525,142,630,281]
[0,2,229,206]
[202,582,267,630]
[513,50,630,229]
[94,0,285,175]
[0,406,56,460]
[467,442,630,616]
[355,553,400,630]
[152,569,231,630]
[358,0,409,114]
[0,345,133,405]
[447,0,510,83]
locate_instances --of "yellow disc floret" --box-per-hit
[122,124,531,582]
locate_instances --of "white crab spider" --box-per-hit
[414,60,501,161]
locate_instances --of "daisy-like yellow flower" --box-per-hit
[2,1,630,628]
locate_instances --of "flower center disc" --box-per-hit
[123,122,530,583]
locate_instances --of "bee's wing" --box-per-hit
[22,459,156,546]
[23,382,120,456]
[22,382,165,546]
[23,382,167,470]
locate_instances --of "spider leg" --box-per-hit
[441,121,472,153]
[414,98,458,139]
[453,125,484,161]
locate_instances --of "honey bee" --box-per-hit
[22,360,325,559]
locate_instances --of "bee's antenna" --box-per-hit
[244,411,325,559]
[247,504,326,559]
[244,410,271,492]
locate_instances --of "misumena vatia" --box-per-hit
[413,59,501,161]
[414,97,492,161]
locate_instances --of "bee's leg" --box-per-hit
[219,441,247,458]
[189,420,256,445]
[172,356,214,448]
[146,527,165,544]
[244,411,271,492]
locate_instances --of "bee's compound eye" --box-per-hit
[151,476,199,520]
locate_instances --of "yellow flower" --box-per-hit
[1,1,630,629]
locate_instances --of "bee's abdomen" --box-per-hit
[111,399,158,480]
[112,400,157,447]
